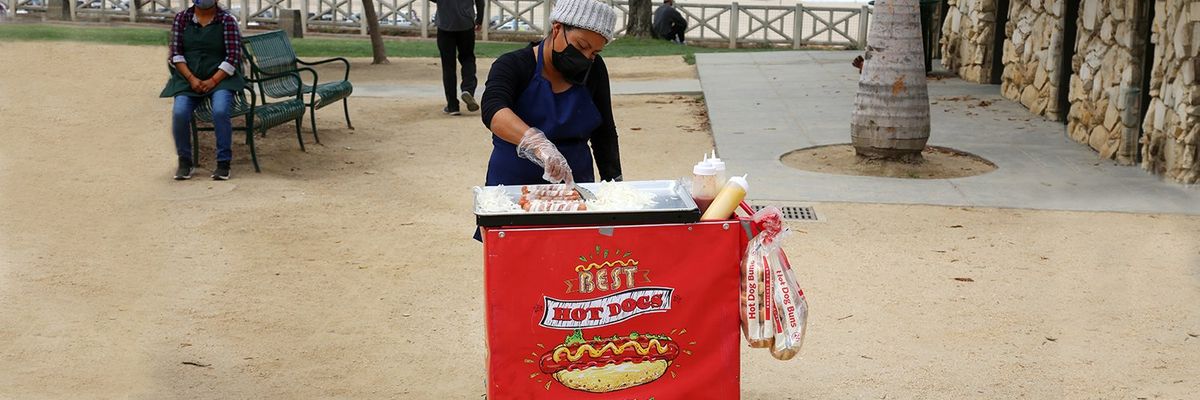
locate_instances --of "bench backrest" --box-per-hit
[243,30,302,99]
[243,30,299,76]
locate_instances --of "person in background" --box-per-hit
[159,0,244,180]
[432,0,485,116]
[653,0,687,44]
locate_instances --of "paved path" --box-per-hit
[696,51,1199,215]
[351,79,702,99]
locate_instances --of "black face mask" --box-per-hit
[551,29,593,85]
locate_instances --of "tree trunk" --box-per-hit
[625,0,653,38]
[361,0,389,64]
[850,0,930,161]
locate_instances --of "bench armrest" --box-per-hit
[297,57,351,81]
[293,67,321,108]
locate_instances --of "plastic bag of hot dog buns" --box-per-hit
[740,206,808,360]
[740,219,775,349]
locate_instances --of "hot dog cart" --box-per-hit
[476,181,746,399]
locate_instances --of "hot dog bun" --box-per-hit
[552,359,671,393]
[769,346,798,360]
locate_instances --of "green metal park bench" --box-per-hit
[191,69,307,173]
[242,30,354,144]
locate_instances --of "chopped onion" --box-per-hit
[586,181,656,211]
[475,186,521,212]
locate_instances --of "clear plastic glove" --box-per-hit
[516,127,574,185]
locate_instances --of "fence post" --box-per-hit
[357,3,367,35]
[47,0,70,20]
[542,0,551,35]
[68,0,77,21]
[481,0,490,40]
[240,0,249,28]
[300,0,308,35]
[421,0,429,38]
[280,8,303,37]
[728,2,738,49]
[129,0,136,22]
[857,5,869,48]
[792,3,803,49]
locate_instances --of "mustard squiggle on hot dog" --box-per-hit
[552,339,672,362]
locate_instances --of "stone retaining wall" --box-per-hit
[935,0,1199,182]
[1141,0,1199,183]
[999,0,1064,120]
[940,0,997,83]
[1065,0,1143,164]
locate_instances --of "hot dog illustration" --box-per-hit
[539,330,680,393]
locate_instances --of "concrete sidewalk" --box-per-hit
[351,79,702,99]
[696,51,1199,215]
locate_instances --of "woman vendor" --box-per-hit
[480,0,623,187]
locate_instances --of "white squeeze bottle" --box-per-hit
[691,160,719,213]
[700,175,749,221]
[708,150,727,184]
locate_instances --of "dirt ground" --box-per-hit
[1,41,1199,399]
[781,144,998,179]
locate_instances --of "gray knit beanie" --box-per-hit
[549,0,617,42]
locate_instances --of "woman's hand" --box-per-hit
[196,78,217,93]
[187,76,205,93]
[517,127,574,184]
[197,70,227,94]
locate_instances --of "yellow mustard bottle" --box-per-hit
[700,175,749,221]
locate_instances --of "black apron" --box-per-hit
[160,12,245,98]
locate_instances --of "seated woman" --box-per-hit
[159,0,245,180]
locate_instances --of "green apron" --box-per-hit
[159,13,246,98]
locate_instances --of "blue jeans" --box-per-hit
[172,90,233,162]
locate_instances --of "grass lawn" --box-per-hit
[0,23,779,62]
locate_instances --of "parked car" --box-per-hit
[490,15,532,32]
[379,12,416,27]
[76,0,127,10]
[314,10,359,23]
[16,0,42,14]
[223,7,264,26]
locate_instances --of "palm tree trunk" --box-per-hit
[850,0,930,161]
[361,0,389,64]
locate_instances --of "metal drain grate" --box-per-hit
[749,205,820,221]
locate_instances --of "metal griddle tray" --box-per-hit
[474,180,700,227]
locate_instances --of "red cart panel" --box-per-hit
[483,222,741,399]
